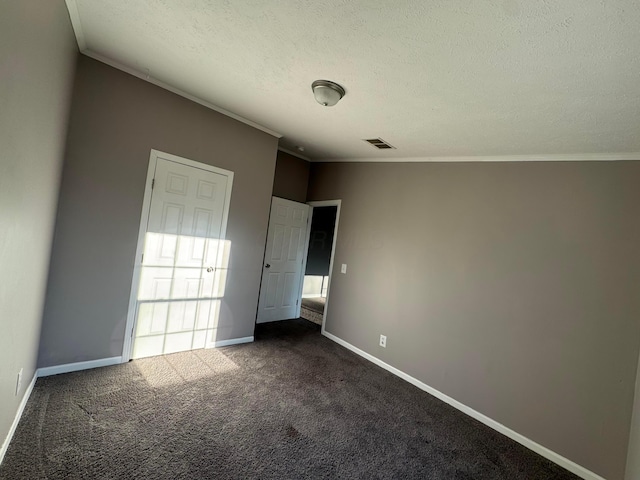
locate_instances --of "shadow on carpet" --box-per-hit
[0,319,579,479]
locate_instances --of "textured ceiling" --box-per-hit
[68,0,640,161]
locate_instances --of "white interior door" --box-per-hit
[257,197,309,323]
[132,154,232,359]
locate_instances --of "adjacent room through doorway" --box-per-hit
[301,205,338,325]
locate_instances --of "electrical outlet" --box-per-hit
[379,335,387,348]
[16,368,23,396]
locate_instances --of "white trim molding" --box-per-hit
[0,372,38,466]
[64,0,281,139]
[277,147,311,162]
[84,51,281,139]
[306,200,341,336]
[37,356,123,378]
[212,336,254,348]
[315,153,640,163]
[122,149,235,362]
[1,340,246,466]
[64,0,87,51]
[322,330,607,480]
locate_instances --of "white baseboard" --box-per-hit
[212,336,254,348]
[2,357,124,465]
[0,371,38,466]
[322,330,606,480]
[37,356,123,378]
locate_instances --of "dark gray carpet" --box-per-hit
[1,319,579,479]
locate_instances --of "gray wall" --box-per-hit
[0,0,77,450]
[272,151,310,203]
[307,161,640,480]
[39,55,279,367]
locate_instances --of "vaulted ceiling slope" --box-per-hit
[66,0,640,162]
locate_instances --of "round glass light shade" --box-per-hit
[312,80,345,107]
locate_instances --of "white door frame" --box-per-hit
[121,149,234,362]
[299,200,341,333]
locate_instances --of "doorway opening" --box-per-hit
[300,200,341,330]
[255,198,341,331]
[300,204,338,326]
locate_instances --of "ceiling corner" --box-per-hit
[65,0,87,51]
[278,147,311,162]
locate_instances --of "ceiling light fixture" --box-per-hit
[311,80,346,107]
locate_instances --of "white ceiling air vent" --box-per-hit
[364,138,396,150]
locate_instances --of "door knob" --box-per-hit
[265,264,271,269]
[206,267,214,273]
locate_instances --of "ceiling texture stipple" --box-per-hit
[69,0,640,162]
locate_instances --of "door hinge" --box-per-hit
[151,178,155,189]
[141,253,144,262]
[296,299,299,305]
[130,327,134,338]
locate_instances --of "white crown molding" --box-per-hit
[65,0,86,51]
[82,50,282,139]
[64,2,281,139]
[278,147,311,162]
[322,330,607,480]
[315,153,640,163]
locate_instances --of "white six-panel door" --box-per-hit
[256,197,309,323]
[132,154,232,359]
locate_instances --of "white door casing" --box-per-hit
[306,200,341,333]
[123,150,233,361]
[257,197,309,323]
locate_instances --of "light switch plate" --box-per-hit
[341,264,347,274]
